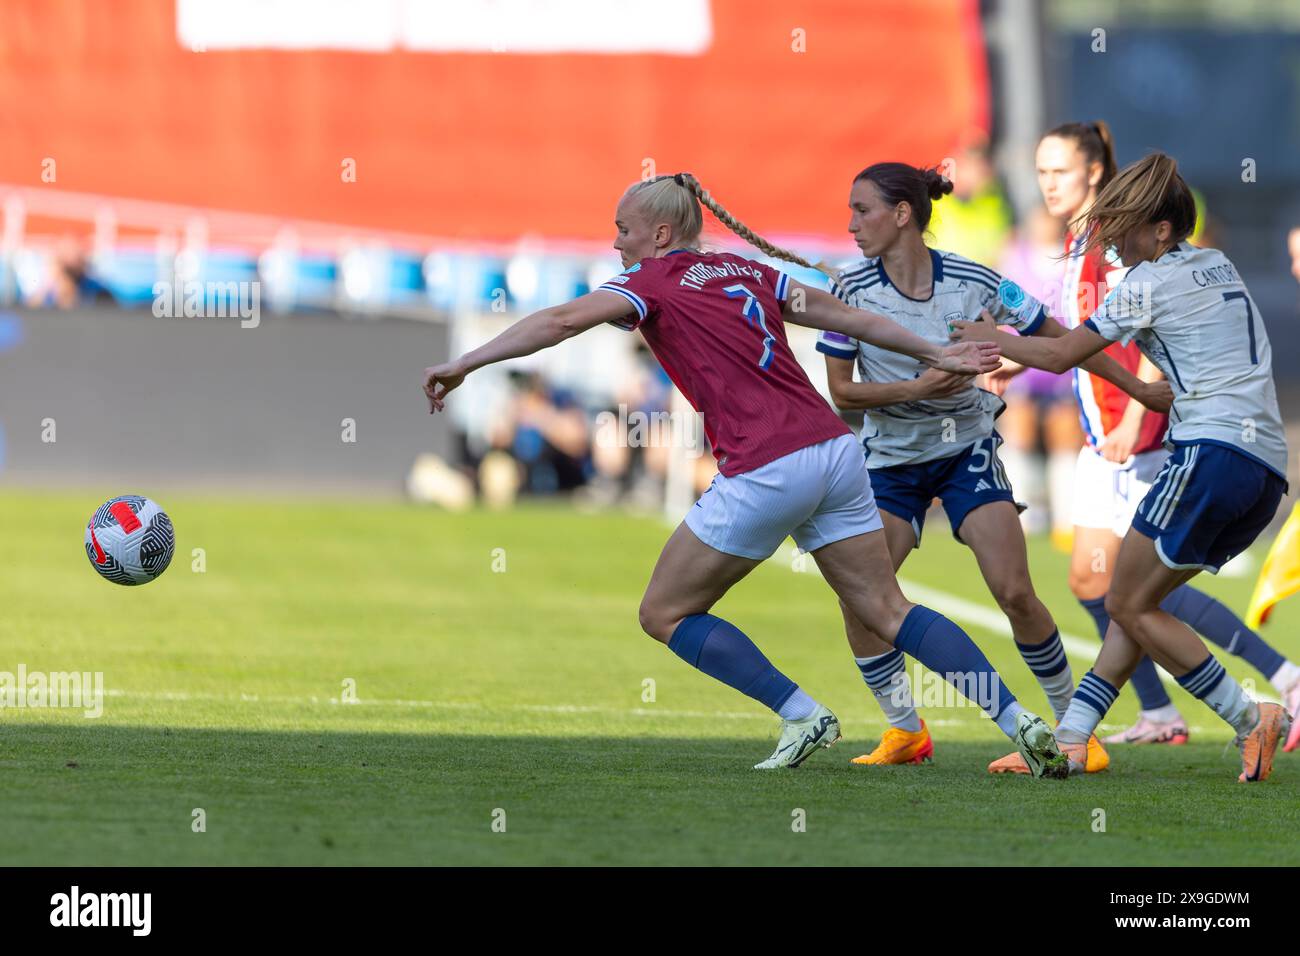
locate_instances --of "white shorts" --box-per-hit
[1071,444,1169,537]
[685,433,883,560]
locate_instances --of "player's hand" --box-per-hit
[1137,380,1174,414]
[935,340,1001,376]
[910,366,975,400]
[983,359,1025,398]
[1100,417,1141,463]
[423,360,468,413]
[949,308,1000,344]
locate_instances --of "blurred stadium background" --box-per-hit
[3,0,1299,528]
[5,0,1300,868]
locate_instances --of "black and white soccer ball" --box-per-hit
[84,495,176,586]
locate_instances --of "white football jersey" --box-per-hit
[817,249,1047,468]
[1087,242,1287,478]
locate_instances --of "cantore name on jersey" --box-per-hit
[816,248,1047,468]
[1084,241,1288,480]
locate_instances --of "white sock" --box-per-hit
[1057,703,1097,744]
[778,687,818,721]
[1041,670,1076,722]
[1269,660,1300,693]
[1015,631,1074,721]
[1200,674,1258,736]
[995,700,1027,739]
[1057,672,1120,743]
[855,651,922,732]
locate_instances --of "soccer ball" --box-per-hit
[84,495,176,586]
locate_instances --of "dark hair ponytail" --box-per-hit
[1044,119,1118,189]
[855,162,953,232]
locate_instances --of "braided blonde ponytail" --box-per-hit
[674,173,838,280]
[624,173,837,280]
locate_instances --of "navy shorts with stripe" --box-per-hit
[867,435,1018,546]
[1131,441,1287,573]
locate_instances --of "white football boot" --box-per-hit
[754,705,841,769]
[1012,712,1071,779]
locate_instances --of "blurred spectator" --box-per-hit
[25,236,114,309]
[994,206,1082,544]
[500,371,591,496]
[928,138,1014,267]
[584,339,677,510]
[1287,226,1300,285]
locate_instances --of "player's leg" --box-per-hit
[640,523,840,768]
[1158,583,1300,745]
[1056,533,1218,760]
[638,521,761,645]
[1093,447,1300,743]
[639,459,839,770]
[1100,535,1289,781]
[1083,445,1299,746]
[1071,525,1190,743]
[795,436,1067,776]
[808,530,1066,777]
[1070,446,1190,743]
[936,435,1100,766]
[837,511,935,765]
[1056,446,1291,780]
[958,500,1074,720]
[952,497,1109,775]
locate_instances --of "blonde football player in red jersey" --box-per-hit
[424,173,1073,776]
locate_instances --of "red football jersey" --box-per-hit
[1062,231,1167,454]
[597,250,850,477]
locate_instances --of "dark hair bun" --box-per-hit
[923,167,954,200]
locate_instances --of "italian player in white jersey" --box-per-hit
[995,122,1300,758]
[954,152,1292,781]
[815,162,1170,770]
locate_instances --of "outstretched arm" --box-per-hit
[1100,355,1167,461]
[824,355,972,410]
[954,312,1171,413]
[1030,315,1171,412]
[951,311,1107,374]
[785,281,1001,375]
[423,291,634,412]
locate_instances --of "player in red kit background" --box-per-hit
[422,173,1072,776]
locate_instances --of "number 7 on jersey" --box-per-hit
[723,283,776,371]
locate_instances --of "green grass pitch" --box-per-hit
[2,488,1298,866]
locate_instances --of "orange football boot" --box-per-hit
[851,721,933,765]
[1238,702,1290,782]
[988,733,1108,774]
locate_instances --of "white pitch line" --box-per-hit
[896,577,1098,661]
[96,688,799,723]
[95,688,1213,736]
[774,544,1180,686]
[92,689,1051,730]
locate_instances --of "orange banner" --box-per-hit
[0,0,989,241]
